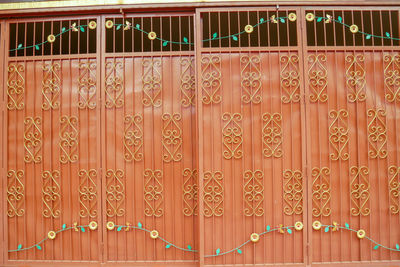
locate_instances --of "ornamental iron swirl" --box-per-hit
[283,169,303,215]
[180,57,195,107]
[105,169,125,217]
[329,109,349,161]
[201,55,222,104]
[383,54,400,103]
[7,170,25,217]
[7,63,25,110]
[350,166,370,216]
[162,113,182,162]
[42,170,61,218]
[240,55,262,104]
[311,167,331,217]
[367,108,387,159]
[280,54,300,103]
[262,112,282,158]
[59,115,79,163]
[142,58,162,107]
[346,54,366,102]
[243,170,264,216]
[183,168,198,216]
[105,60,124,108]
[388,166,400,214]
[124,113,143,162]
[78,169,97,218]
[144,169,163,217]
[42,62,61,110]
[203,171,224,217]
[24,116,42,163]
[308,54,328,103]
[222,112,243,159]
[78,60,97,109]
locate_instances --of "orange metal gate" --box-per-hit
[1,6,400,267]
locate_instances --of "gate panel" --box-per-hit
[196,8,307,265]
[4,16,102,263]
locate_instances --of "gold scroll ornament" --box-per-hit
[24,116,42,163]
[346,54,366,102]
[42,170,61,218]
[383,54,400,102]
[7,170,25,217]
[144,169,163,217]
[283,169,303,215]
[106,169,125,217]
[42,62,61,110]
[280,54,300,103]
[241,54,262,104]
[201,55,222,104]
[388,166,400,214]
[78,169,97,218]
[308,54,328,103]
[78,60,97,109]
[329,109,349,161]
[311,167,331,217]
[124,113,143,162]
[262,112,282,158]
[243,170,264,216]
[350,166,370,216]
[105,60,124,108]
[203,171,224,217]
[222,112,243,159]
[183,168,198,216]
[7,63,25,110]
[59,115,79,163]
[142,58,162,107]
[367,108,387,159]
[180,57,195,107]
[162,113,182,162]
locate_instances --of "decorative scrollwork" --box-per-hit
[280,54,300,103]
[329,109,349,161]
[350,166,370,216]
[203,171,224,217]
[42,62,61,110]
[42,170,61,218]
[346,54,366,102]
[183,168,198,216]
[78,169,97,218]
[7,170,25,217]
[367,108,387,159]
[180,57,195,107]
[383,54,400,102]
[222,112,243,159]
[262,112,282,158]
[24,116,42,163]
[59,115,78,163]
[311,167,331,217]
[389,166,400,214]
[124,114,143,162]
[106,169,125,217]
[243,170,264,216]
[162,113,182,162]
[142,58,162,107]
[308,54,328,102]
[241,55,261,104]
[201,55,221,104]
[7,63,25,110]
[283,169,303,215]
[105,60,124,108]
[78,61,97,109]
[144,169,163,217]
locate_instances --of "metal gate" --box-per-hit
[1,6,400,267]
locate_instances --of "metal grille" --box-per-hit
[306,10,400,46]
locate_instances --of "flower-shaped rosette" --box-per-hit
[150,230,159,239]
[106,221,115,230]
[312,221,322,230]
[244,25,254,34]
[48,230,56,240]
[89,221,98,230]
[306,13,315,22]
[288,13,297,22]
[148,32,157,40]
[88,21,97,30]
[47,34,56,43]
[357,229,366,239]
[105,20,114,29]
[350,24,359,34]
[250,233,260,243]
[295,221,303,231]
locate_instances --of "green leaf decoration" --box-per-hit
[80,26,85,32]
[17,244,22,250]
[183,37,188,43]
[386,32,391,38]
[36,245,42,250]
[317,17,323,22]
[187,245,192,250]
[212,32,218,39]
[259,18,264,23]
[35,45,39,50]
[287,228,292,234]
[232,35,238,41]
[62,224,66,229]
[324,227,330,233]
[345,223,350,229]
[135,24,140,29]
[366,35,372,39]
[116,25,122,30]
[166,244,171,248]
[338,16,343,22]
[237,248,242,254]
[216,248,220,255]
[266,225,271,231]
[62,27,66,32]
[162,41,168,47]
[373,244,380,250]
[396,244,400,250]
[117,226,122,232]
[80,226,85,232]
[138,222,142,228]
[17,44,22,49]
[280,18,285,23]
